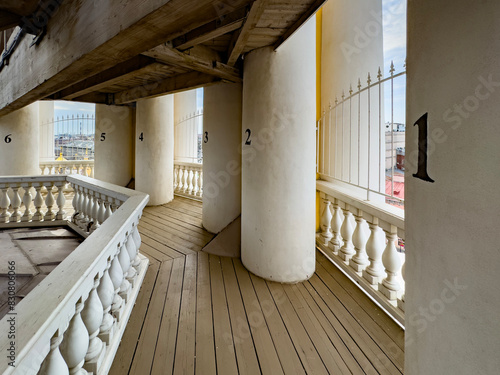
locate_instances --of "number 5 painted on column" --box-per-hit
[413,113,435,183]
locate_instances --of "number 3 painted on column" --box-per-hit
[413,113,435,183]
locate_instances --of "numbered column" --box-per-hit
[202,82,242,234]
[135,95,174,205]
[241,18,316,282]
[94,105,135,186]
[0,103,40,176]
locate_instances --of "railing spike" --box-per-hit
[377,67,382,81]
[341,90,345,100]
[390,60,395,75]
[367,73,371,85]
[357,78,362,91]
[349,84,353,96]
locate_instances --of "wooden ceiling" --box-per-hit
[0,0,326,115]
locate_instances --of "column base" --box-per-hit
[349,258,368,272]
[316,233,332,246]
[362,270,382,286]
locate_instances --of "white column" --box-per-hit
[0,103,40,176]
[135,95,174,206]
[94,105,135,186]
[202,82,242,233]
[406,1,500,374]
[241,18,316,283]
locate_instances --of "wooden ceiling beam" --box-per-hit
[226,0,268,66]
[172,6,248,51]
[142,44,242,83]
[273,0,327,50]
[50,56,165,100]
[114,71,221,105]
[0,0,250,117]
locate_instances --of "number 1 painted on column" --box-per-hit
[413,113,435,183]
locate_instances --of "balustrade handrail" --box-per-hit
[0,174,149,374]
[41,160,95,166]
[317,180,404,238]
[174,160,202,168]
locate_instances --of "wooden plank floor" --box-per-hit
[110,197,404,375]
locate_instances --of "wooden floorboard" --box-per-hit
[111,198,404,375]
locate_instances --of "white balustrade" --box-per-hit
[316,180,405,326]
[174,161,203,200]
[40,161,95,177]
[0,174,149,374]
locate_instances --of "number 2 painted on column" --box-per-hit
[245,129,252,145]
[413,113,435,183]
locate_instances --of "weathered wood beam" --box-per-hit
[50,56,165,100]
[226,0,268,66]
[114,71,220,105]
[273,0,327,50]
[142,44,242,82]
[0,0,250,117]
[172,6,248,51]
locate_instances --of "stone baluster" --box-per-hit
[379,225,403,300]
[103,197,113,222]
[21,183,33,222]
[44,183,56,221]
[0,185,11,223]
[79,163,84,176]
[79,188,89,230]
[125,233,139,282]
[76,186,86,225]
[81,275,105,374]
[84,190,94,232]
[97,194,106,226]
[198,171,203,197]
[97,258,115,345]
[398,260,406,312]
[182,167,188,193]
[59,298,90,375]
[56,182,67,220]
[349,209,369,272]
[10,184,22,222]
[117,241,132,302]
[192,169,199,196]
[131,222,142,269]
[38,329,69,375]
[90,164,95,178]
[40,165,46,175]
[111,199,119,213]
[71,184,79,223]
[109,250,124,321]
[32,184,45,222]
[188,168,194,194]
[319,198,333,245]
[339,206,355,261]
[362,217,386,285]
[90,192,100,232]
[328,199,343,254]
[174,165,179,191]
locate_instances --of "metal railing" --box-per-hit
[317,61,406,205]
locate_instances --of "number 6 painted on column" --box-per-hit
[413,113,435,183]
[4,134,11,143]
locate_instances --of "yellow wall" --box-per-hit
[315,9,322,232]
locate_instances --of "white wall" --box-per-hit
[406,1,500,373]
[135,95,174,206]
[202,82,242,234]
[0,103,40,176]
[94,104,135,186]
[241,18,316,283]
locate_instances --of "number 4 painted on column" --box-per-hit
[413,113,435,183]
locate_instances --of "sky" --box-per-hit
[382,0,407,124]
